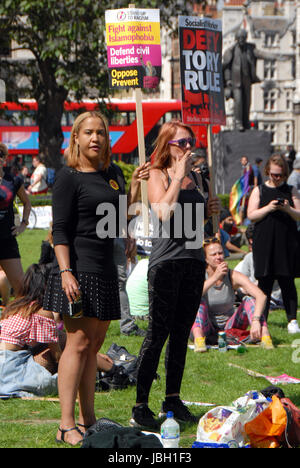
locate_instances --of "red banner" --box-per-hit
[179,16,226,126]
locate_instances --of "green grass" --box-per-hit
[1,230,300,448]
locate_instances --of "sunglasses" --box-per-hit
[0,151,5,159]
[270,172,283,179]
[203,236,221,246]
[168,137,196,149]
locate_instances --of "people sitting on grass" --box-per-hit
[0,264,60,397]
[191,237,273,353]
[0,263,125,398]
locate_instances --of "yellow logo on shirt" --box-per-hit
[109,179,119,190]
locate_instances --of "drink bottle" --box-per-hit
[160,411,180,448]
[218,331,227,352]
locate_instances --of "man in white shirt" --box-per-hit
[27,155,48,194]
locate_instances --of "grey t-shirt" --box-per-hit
[203,271,236,329]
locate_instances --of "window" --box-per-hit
[264,90,277,112]
[264,60,276,80]
[285,123,292,144]
[286,91,292,111]
[264,33,276,48]
[263,123,276,144]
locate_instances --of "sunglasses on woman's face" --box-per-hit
[270,172,283,180]
[0,151,5,159]
[203,236,221,246]
[168,137,196,149]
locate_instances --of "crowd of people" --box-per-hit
[0,116,300,445]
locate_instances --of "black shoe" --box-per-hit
[98,365,129,391]
[130,403,159,430]
[159,398,198,423]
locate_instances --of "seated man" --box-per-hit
[219,209,246,260]
[219,208,243,248]
[191,237,273,352]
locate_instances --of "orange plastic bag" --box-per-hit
[244,396,287,448]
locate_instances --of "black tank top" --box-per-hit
[148,173,206,270]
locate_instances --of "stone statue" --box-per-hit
[223,28,289,131]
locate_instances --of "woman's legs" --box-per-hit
[77,320,110,428]
[191,299,213,340]
[135,263,177,405]
[277,276,298,323]
[0,268,11,305]
[258,275,298,324]
[56,316,110,445]
[225,296,271,338]
[0,258,24,297]
[165,261,204,397]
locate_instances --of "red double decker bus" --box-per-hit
[0,99,208,166]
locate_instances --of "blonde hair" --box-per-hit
[67,111,110,169]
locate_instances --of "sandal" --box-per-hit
[55,426,84,446]
[77,422,92,430]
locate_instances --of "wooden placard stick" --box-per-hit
[129,3,149,236]
[207,124,219,234]
[134,88,149,236]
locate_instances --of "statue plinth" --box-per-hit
[212,129,272,194]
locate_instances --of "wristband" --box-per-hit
[60,268,73,274]
[252,316,261,321]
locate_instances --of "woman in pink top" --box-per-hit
[0,264,60,398]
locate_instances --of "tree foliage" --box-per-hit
[0,0,206,168]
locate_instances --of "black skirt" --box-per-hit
[43,271,121,321]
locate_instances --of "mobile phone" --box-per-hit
[68,298,83,319]
[276,197,285,206]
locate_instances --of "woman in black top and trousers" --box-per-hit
[248,153,300,333]
[130,121,220,429]
[43,111,122,446]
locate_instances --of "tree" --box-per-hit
[0,0,205,169]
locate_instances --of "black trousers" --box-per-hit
[136,259,205,404]
[257,275,298,322]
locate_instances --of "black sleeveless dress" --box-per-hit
[253,183,298,278]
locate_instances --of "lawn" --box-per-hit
[1,229,300,448]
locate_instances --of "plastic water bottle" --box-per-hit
[160,411,180,448]
[218,331,227,352]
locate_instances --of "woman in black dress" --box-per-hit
[0,143,31,296]
[43,111,122,445]
[248,153,300,333]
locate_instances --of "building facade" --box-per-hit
[222,0,299,152]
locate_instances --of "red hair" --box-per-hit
[151,120,195,170]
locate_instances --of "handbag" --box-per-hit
[261,386,300,448]
[280,398,300,448]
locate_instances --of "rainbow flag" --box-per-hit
[229,168,253,225]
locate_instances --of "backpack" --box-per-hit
[106,343,138,385]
